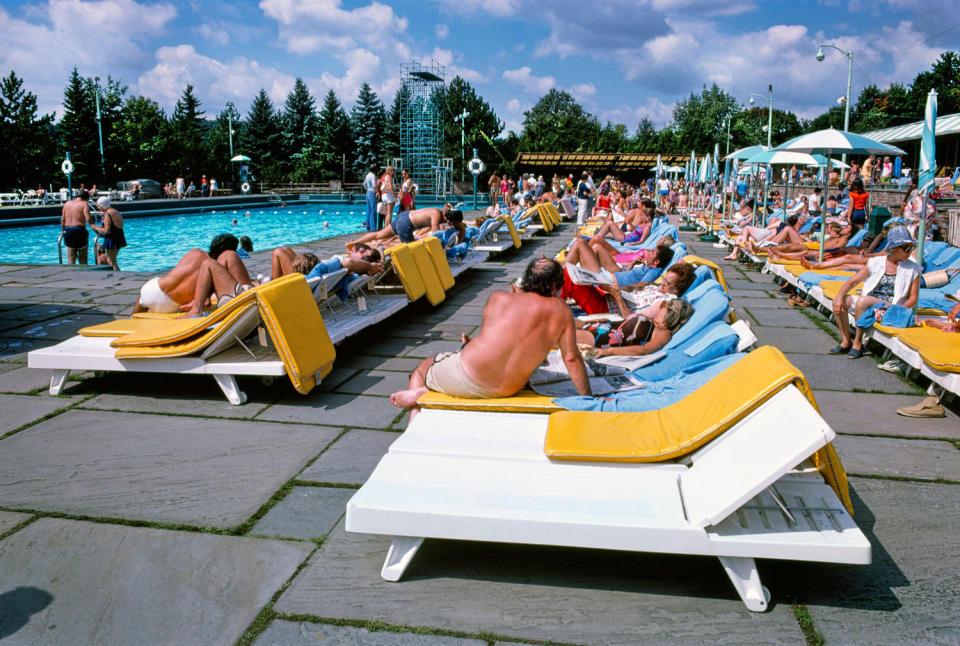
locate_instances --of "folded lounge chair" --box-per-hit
[28,274,337,404]
[346,346,869,611]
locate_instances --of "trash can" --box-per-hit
[868,206,892,236]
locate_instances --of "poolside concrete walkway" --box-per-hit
[0,222,957,645]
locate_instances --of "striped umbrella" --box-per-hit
[713,143,720,179]
[917,89,937,273]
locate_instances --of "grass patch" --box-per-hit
[849,472,960,485]
[0,392,97,441]
[291,480,361,490]
[0,514,37,541]
[792,603,824,646]
[0,505,237,535]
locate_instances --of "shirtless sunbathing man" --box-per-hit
[348,205,466,248]
[767,222,850,260]
[390,258,592,418]
[133,234,255,317]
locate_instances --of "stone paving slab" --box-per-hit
[251,486,354,540]
[405,339,462,358]
[390,322,477,340]
[276,524,804,646]
[3,313,118,341]
[0,410,339,527]
[0,337,44,362]
[778,478,960,645]
[79,392,272,419]
[0,518,312,645]
[0,394,75,436]
[257,393,403,430]
[743,307,820,329]
[0,511,31,535]
[726,295,783,309]
[254,622,487,645]
[0,303,91,325]
[336,355,424,373]
[334,369,411,397]
[0,366,55,393]
[362,337,427,358]
[299,429,398,485]
[833,434,960,481]
[752,326,836,354]
[722,278,771,291]
[813,390,960,440]
[785,352,923,394]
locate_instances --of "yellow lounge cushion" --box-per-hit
[417,389,561,413]
[541,345,853,513]
[79,318,166,337]
[423,236,456,290]
[386,244,426,301]
[888,325,960,372]
[114,302,258,358]
[255,273,336,394]
[501,214,522,249]
[819,279,860,301]
[408,240,446,306]
[783,265,853,280]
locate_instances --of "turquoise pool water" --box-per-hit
[2,204,368,272]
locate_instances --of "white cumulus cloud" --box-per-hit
[502,66,556,93]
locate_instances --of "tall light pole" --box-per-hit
[227,104,236,189]
[454,109,469,182]
[817,43,853,164]
[748,84,773,149]
[94,76,106,180]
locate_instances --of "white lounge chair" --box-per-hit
[346,351,869,612]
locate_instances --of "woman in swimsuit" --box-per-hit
[576,298,694,357]
[92,197,126,271]
[379,166,396,227]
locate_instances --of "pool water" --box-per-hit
[3,204,368,273]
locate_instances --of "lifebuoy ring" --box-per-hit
[241,182,251,194]
[61,159,74,175]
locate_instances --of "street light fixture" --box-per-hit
[748,84,773,149]
[816,42,853,163]
[94,76,106,181]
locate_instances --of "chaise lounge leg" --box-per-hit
[49,369,70,395]
[213,375,247,405]
[718,556,770,612]
[381,536,424,582]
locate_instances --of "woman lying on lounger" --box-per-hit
[576,298,694,357]
[271,244,383,280]
[766,221,853,261]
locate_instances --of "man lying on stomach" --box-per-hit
[390,258,592,418]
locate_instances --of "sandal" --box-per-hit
[847,347,864,359]
[829,344,851,355]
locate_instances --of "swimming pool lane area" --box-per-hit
[1,204,368,273]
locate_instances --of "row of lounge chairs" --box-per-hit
[28,236,492,404]
[345,209,871,612]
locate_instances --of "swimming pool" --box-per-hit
[1,204,368,272]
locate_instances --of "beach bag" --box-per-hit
[921,267,960,288]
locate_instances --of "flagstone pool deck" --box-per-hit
[0,222,957,645]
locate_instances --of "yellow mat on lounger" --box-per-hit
[423,236,456,290]
[114,303,258,359]
[881,325,960,371]
[818,279,859,300]
[386,243,427,301]
[408,240,446,306]
[501,214,523,248]
[417,388,561,413]
[542,345,853,514]
[783,265,853,280]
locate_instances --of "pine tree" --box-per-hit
[350,83,385,178]
[57,68,99,184]
[316,89,354,181]
[281,78,318,178]
[170,85,208,182]
[0,71,56,189]
[242,89,282,181]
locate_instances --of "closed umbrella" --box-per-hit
[916,89,937,273]
[773,127,907,261]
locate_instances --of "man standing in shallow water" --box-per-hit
[61,190,93,265]
[391,258,592,418]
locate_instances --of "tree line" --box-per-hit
[0,51,956,190]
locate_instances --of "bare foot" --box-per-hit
[390,386,428,409]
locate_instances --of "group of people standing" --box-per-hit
[60,191,127,270]
[167,176,219,199]
[363,166,416,232]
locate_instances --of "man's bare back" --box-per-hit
[459,289,575,395]
[61,198,91,228]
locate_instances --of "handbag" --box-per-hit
[921,267,960,288]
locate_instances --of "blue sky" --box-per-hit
[2,0,957,135]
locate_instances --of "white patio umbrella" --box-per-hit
[916,89,937,273]
[230,154,252,162]
[725,144,768,160]
[774,128,907,261]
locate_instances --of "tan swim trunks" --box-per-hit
[425,351,502,399]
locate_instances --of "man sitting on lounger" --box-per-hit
[390,258,592,418]
[348,205,466,248]
[766,221,851,260]
[271,243,383,280]
[133,234,255,317]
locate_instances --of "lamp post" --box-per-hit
[454,109,469,182]
[816,43,853,164]
[94,76,106,181]
[228,105,236,190]
[749,85,773,220]
[721,116,732,221]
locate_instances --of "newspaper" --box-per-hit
[531,373,645,398]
